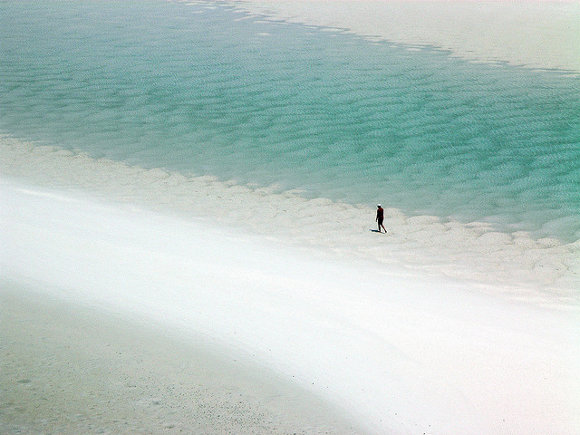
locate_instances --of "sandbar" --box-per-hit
[229,0,580,73]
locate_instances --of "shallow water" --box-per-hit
[1,0,579,241]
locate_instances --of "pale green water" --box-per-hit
[1,0,579,241]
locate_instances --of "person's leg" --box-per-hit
[378,218,386,233]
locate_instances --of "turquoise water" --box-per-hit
[1,0,579,241]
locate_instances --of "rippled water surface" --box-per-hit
[1,0,579,240]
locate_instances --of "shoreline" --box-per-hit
[1,2,579,432]
[1,175,579,433]
[228,0,580,74]
[0,283,363,434]
[1,136,578,307]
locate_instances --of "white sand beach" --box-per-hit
[230,0,580,73]
[2,137,578,305]
[1,173,579,434]
[1,1,580,433]
[1,286,361,434]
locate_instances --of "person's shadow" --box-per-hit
[369,229,386,234]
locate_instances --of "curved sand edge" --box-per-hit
[0,284,363,434]
[2,179,579,433]
[1,136,578,306]
[226,0,580,74]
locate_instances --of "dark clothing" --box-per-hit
[376,207,384,222]
[376,206,386,233]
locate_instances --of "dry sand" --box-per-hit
[0,283,363,434]
[2,136,578,306]
[230,0,580,74]
[2,3,579,432]
[3,178,578,434]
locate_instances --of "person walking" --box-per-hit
[376,204,387,233]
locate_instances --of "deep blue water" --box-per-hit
[1,0,579,240]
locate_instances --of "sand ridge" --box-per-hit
[225,0,580,74]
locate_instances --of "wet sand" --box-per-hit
[2,138,577,306]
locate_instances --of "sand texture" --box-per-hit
[231,0,580,74]
[0,286,362,434]
[2,178,579,434]
[1,3,579,433]
[2,137,578,306]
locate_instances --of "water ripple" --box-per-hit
[1,0,579,241]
